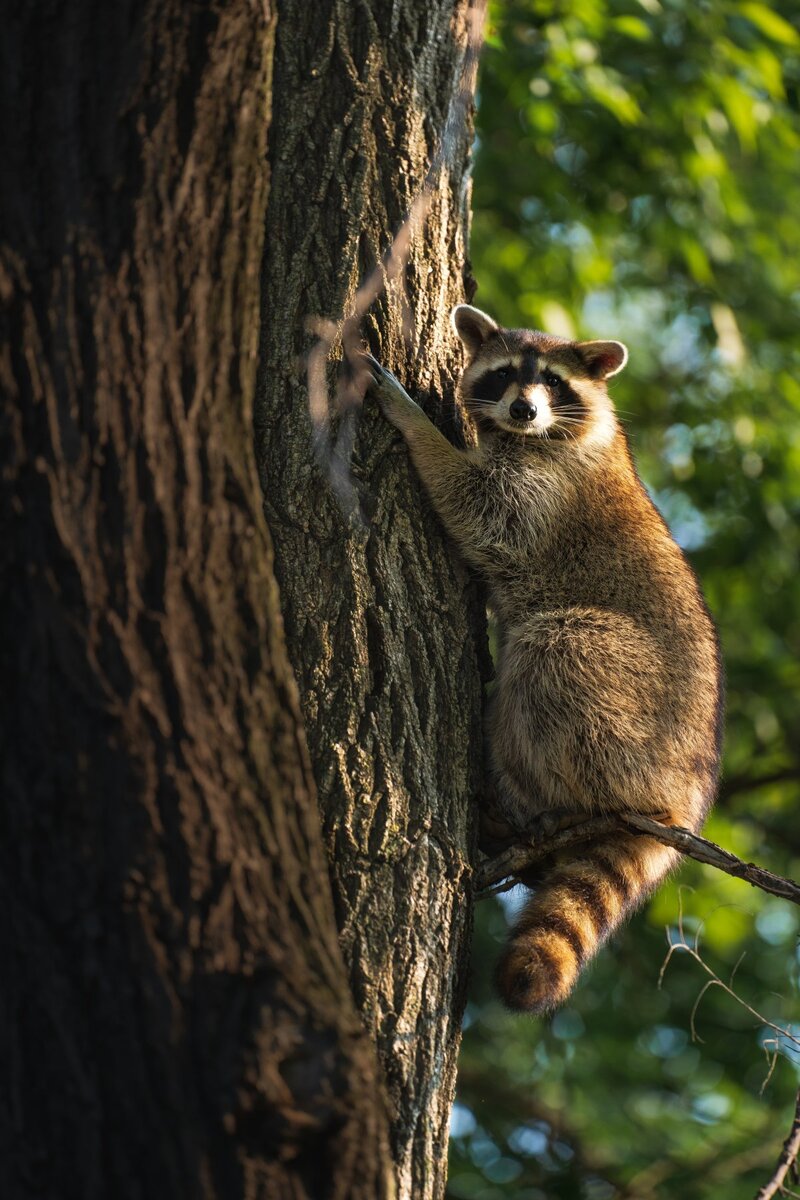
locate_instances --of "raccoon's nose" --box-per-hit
[510,399,537,422]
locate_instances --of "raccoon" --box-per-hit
[365,304,723,1013]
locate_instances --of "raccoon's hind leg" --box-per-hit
[478,773,586,872]
[479,805,516,855]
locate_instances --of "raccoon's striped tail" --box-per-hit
[495,833,679,1013]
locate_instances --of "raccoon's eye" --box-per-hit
[494,366,511,380]
[541,367,564,389]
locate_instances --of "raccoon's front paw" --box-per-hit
[361,353,424,433]
[362,353,402,395]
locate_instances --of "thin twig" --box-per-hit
[625,813,800,905]
[657,905,800,1197]
[755,1091,800,1200]
[474,813,800,906]
[658,906,800,1063]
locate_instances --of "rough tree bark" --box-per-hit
[257,3,488,1196]
[1,3,395,1197]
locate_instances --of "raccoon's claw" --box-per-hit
[356,351,396,390]
[365,356,410,403]
[360,355,424,437]
[359,351,385,385]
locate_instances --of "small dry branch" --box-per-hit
[658,905,800,1199]
[475,812,800,907]
[755,1090,800,1200]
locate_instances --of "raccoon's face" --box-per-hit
[452,305,627,449]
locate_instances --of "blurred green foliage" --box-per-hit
[450,1,800,1196]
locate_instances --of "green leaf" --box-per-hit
[716,77,759,151]
[611,14,653,41]
[740,2,800,46]
[582,65,643,125]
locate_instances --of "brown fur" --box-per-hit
[368,305,723,1013]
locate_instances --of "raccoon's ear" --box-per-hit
[451,305,499,355]
[575,340,628,380]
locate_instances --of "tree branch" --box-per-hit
[474,813,800,907]
[755,1090,800,1200]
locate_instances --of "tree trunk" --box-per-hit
[257,3,488,1197]
[1,3,394,1197]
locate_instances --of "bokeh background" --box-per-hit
[448,2,800,1196]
